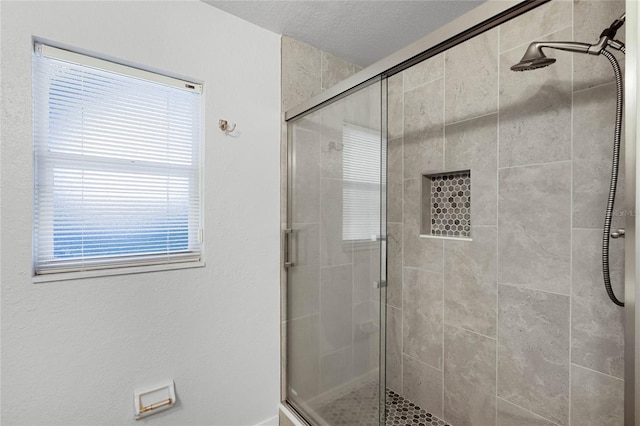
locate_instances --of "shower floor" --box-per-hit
[314,380,451,426]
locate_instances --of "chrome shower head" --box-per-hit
[510,41,591,72]
[511,56,556,71]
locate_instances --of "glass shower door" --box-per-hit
[285,79,386,425]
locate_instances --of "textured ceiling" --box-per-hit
[204,1,485,67]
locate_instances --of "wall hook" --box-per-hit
[322,141,343,152]
[218,119,237,133]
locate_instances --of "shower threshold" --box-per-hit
[313,379,451,425]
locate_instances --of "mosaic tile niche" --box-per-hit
[421,170,471,238]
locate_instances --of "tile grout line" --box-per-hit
[443,321,497,342]
[568,5,574,425]
[318,116,323,396]
[403,352,442,373]
[500,24,574,55]
[497,158,573,171]
[444,110,499,128]
[399,69,405,397]
[399,69,405,396]
[403,75,444,95]
[571,362,625,382]
[496,396,562,426]
[573,79,617,94]
[320,262,355,269]
[497,281,571,298]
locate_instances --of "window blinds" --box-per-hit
[342,124,384,241]
[33,44,203,274]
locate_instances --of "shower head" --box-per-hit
[510,41,592,72]
[511,56,556,72]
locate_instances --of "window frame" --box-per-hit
[32,42,205,281]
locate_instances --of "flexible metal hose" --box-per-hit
[600,48,624,307]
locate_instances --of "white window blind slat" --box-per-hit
[33,45,203,275]
[342,124,385,242]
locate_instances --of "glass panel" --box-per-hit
[286,79,385,425]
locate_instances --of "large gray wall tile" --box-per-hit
[499,0,572,53]
[403,354,443,418]
[320,178,353,266]
[403,178,443,272]
[291,126,320,223]
[353,249,372,305]
[574,0,626,91]
[320,346,353,393]
[387,306,403,393]
[403,79,444,179]
[320,265,353,355]
[445,113,498,226]
[498,162,571,294]
[404,54,444,92]
[498,285,570,425]
[572,229,624,378]
[288,315,320,400]
[444,226,497,337]
[403,267,443,369]
[321,51,356,91]
[497,398,557,426]
[282,36,321,111]
[570,364,624,426]
[387,222,403,309]
[388,137,404,223]
[346,82,380,129]
[388,73,404,140]
[353,302,378,378]
[499,28,572,168]
[287,223,320,320]
[444,325,496,426]
[320,102,346,180]
[573,83,625,230]
[445,28,498,124]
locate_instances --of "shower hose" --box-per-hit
[601,48,624,307]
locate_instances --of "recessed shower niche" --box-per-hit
[421,170,471,239]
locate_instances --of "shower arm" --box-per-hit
[526,37,625,61]
[527,13,626,60]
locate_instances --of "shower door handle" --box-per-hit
[283,228,295,268]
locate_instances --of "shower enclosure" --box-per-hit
[283,1,634,425]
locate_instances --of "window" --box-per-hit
[342,124,384,241]
[33,44,203,275]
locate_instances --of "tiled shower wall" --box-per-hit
[385,1,626,425]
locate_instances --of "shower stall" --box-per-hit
[282,0,636,425]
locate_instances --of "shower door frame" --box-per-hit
[625,1,639,423]
[281,1,639,424]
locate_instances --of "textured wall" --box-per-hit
[1,2,281,425]
[386,1,626,425]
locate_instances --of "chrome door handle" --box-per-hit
[284,228,295,268]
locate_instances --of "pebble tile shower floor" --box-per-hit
[315,383,451,426]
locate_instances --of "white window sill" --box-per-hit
[32,260,206,284]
